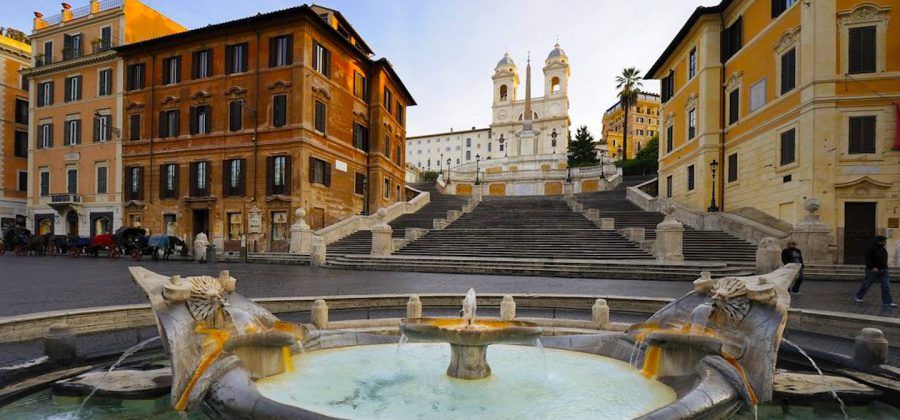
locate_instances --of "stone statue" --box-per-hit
[193,232,209,263]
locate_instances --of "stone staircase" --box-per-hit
[393,195,654,260]
[218,252,310,265]
[576,186,758,263]
[326,185,469,256]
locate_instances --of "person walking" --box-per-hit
[854,235,897,308]
[781,241,804,293]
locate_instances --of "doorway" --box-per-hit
[66,211,79,237]
[192,209,210,241]
[843,202,876,264]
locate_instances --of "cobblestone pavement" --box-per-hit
[0,256,897,318]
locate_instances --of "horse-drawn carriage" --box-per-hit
[113,227,185,261]
[1,227,45,256]
[62,234,120,259]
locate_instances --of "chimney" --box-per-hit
[61,3,73,22]
[33,12,47,30]
[90,0,100,14]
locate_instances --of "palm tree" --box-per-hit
[616,67,643,161]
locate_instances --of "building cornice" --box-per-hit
[407,127,490,140]
[21,50,117,78]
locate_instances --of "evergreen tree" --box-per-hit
[567,125,600,167]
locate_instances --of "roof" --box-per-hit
[406,127,490,140]
[645,0,735,79]
[374,58,417,106]
[496,52,516,69]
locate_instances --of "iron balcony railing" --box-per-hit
[50,193,82,204]
[41,0,123,26]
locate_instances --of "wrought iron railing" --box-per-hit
[50,193,82,204]
[39,0,124,28]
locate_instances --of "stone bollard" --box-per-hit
[500,296,516,321]
[371,209,393,256]
[584,208,600,222]
[592,299,610,329]
[854,328,888,369]
[572,203,584,213]
[407,295,422,319]
[655,204,684,262]
[311,299,328,329]
[310,235,326,266]
[446,209,462,222]
[693,271,714,293]
[600,218,615,231]
[289,208,313,254]
[43,323,76,366]
[790,198,835,265]
[405,228,427,241]
[755,237,782,275]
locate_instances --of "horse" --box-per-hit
[162,236,188,260]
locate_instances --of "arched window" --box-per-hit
[551,76,560,94]
[95,216,110,235]
[499,84,508,101]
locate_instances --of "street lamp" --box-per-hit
[499,134,506,158]
[551,129,558,155]
[439,153,443,172]
[475,154,481,185]
[708,159,719,213]
[446,158,452,183]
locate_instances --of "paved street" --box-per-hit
[0,257,897,318]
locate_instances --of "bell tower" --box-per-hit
[492,52,519,104]
[543,43,570,97]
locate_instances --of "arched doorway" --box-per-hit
[66,211,79,236]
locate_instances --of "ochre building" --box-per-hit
[602,92,660,160]
[116,5,414,252]
[648,0,900,263]
[23,0,185,237]
[0,33,30,229]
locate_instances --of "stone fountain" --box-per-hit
[399,289,543,379]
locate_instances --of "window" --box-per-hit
[314,100,326,133]
[353,123,369,151]
[687,165,695,191]
[63,33,83,60]
[192,49,213,79]
[190,161,209,197]
[688,48,697,79]
[383,178,391,199]
[722,17,743,61]
[96,166,108,194]
[395,146,401,165]
[466,138,472,147]
[499,84,508,101]
[780,128,796,165]
[18,172,27,192]
[39,123,53,148]
[229,101,243,131]
[42,41,53,65]
[160,110,180,138]
[126,167,143,200]
[466,150,471,160]
[93,114,111,142]
[273,95,287,127]
[727,153,738,182]
[772,0,797,18]
[312,41,331,77]
[749,78,767,112]
[64,76,82,102]
[269,35,293,67]
[99,26,112,51]
[848,116,876,154]
[267,155,291,195]
[687,109,696,140]
[666,124,674,153]
[661,69,675,102]
[14,131,27,158]
[97,69,112,96]
[66,168,77,194]
[160,163,178,199]
[40,171,50,197]
[127,63,145,91]
[383,87,393,114]
[225,43,249,74]
[384,135,391,159]
[227,213,242,241]
[129,114,141,141]
[666,175,673,198]
[848,26,876,74]
[271,211,288,241]
[397,103,404,125]
[551,76,561,94]
[14,98,27,124]
[20,74,28,91]
[164,214,177,236]
[64,119,81,145]
[487,142,492,152]
[728,88,740,125]
[163,56,181,85]
[37,81,54,107]
[780,48,796,94]
[353,71,368,101]
[223,159,245,196]
[309,157,331,187]
[355,173,365,195]
[190,105,212,135]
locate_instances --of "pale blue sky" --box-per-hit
[13,0,719,137]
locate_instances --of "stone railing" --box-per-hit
[626,180,788,245]
[315,189,431,245]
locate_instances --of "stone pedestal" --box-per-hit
[406,296,422,319]
[310,236,326,267]
[592,299,609,329]
[500,296,516,321]
[289,208,313,254]
[448,344,490,379]
[790,198,834,264]
[756,237,783,275]
[599,218,615,230]
[371,226,393,256]
[311,300,328,329]
[583,208,600,222]
[655,204,684,262]
[193,232,209,263]
[854,328,888,369]
[43,323,76,366]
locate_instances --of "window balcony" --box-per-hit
[48,193,82,210]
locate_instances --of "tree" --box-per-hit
[616,134,659,176]
[0,27,29,44]
[615,67,643,161]
[567,125,600,167]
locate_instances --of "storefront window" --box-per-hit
[39,219,53,235]
[271,211,288,241]
[228,213,243,241]
[164,214,177,236]
[128,213,142,228]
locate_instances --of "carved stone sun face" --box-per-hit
[187,276,227,327]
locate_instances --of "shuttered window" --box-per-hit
[64,76,82,102]
[159,110,180,138]
[780,128,796,165]
[848,116,876,154]
[780,48,796,94]
[229,101,243,131]
[37,81,54,107]
[93,114,111,142]
[222,159,246,197]
[266,155,291,195]
[353,123,369,151]
[687,165,695,191]
[189,161,210,197]
[189,105,212,135]
[728,88,740,125]
[308,157,331,187]
[661,70,675,102]
[269,35,293,67]
[721,16,743,61]
[727,153,738,182]
[687,109,696,140]
[64,119,81,145]
[848,26,876,74]
[666,175,673,198]
[125,166,144,200]
[225,43,249,74]
[666,124,674,153]
[162,56,181,85]
[314,100,326,133]
[159,164,179,199]
[129,114,141,141]
[272,95,287,127]
[192,49,213,79]
[355,172,366,195]
[39,123,53,148]
[127,63,145,91]
[98,69,112,96]
[312,41,331,77]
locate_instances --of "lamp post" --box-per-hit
[446,158,452,183]
[637,142,644,176]
[439,153,443,172]
[708,159,719,213]
[499,134,506,158]
[551,129,558,155]
[599,155,606,180]
[475,154,481,185]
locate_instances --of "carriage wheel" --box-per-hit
[15,246,25,256]
[69,248,82,257]
[46,245,56,257]
[131,249,142,261]
[109,247,121,260]
[0,245,5,256]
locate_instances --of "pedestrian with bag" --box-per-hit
[854,235,897,308]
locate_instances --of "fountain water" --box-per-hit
[76,335,161,416]
[781,338,848,419]
[462,288,477,325]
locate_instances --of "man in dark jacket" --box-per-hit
[781,241,804,293]
[854,236,896,307]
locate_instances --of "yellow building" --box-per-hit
[648,0,900,264]
[602,92,660,160]
[0,33,30,229]
[23,0,185,237]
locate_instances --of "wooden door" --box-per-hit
[843,202,876,264]
[309,207,325,230]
